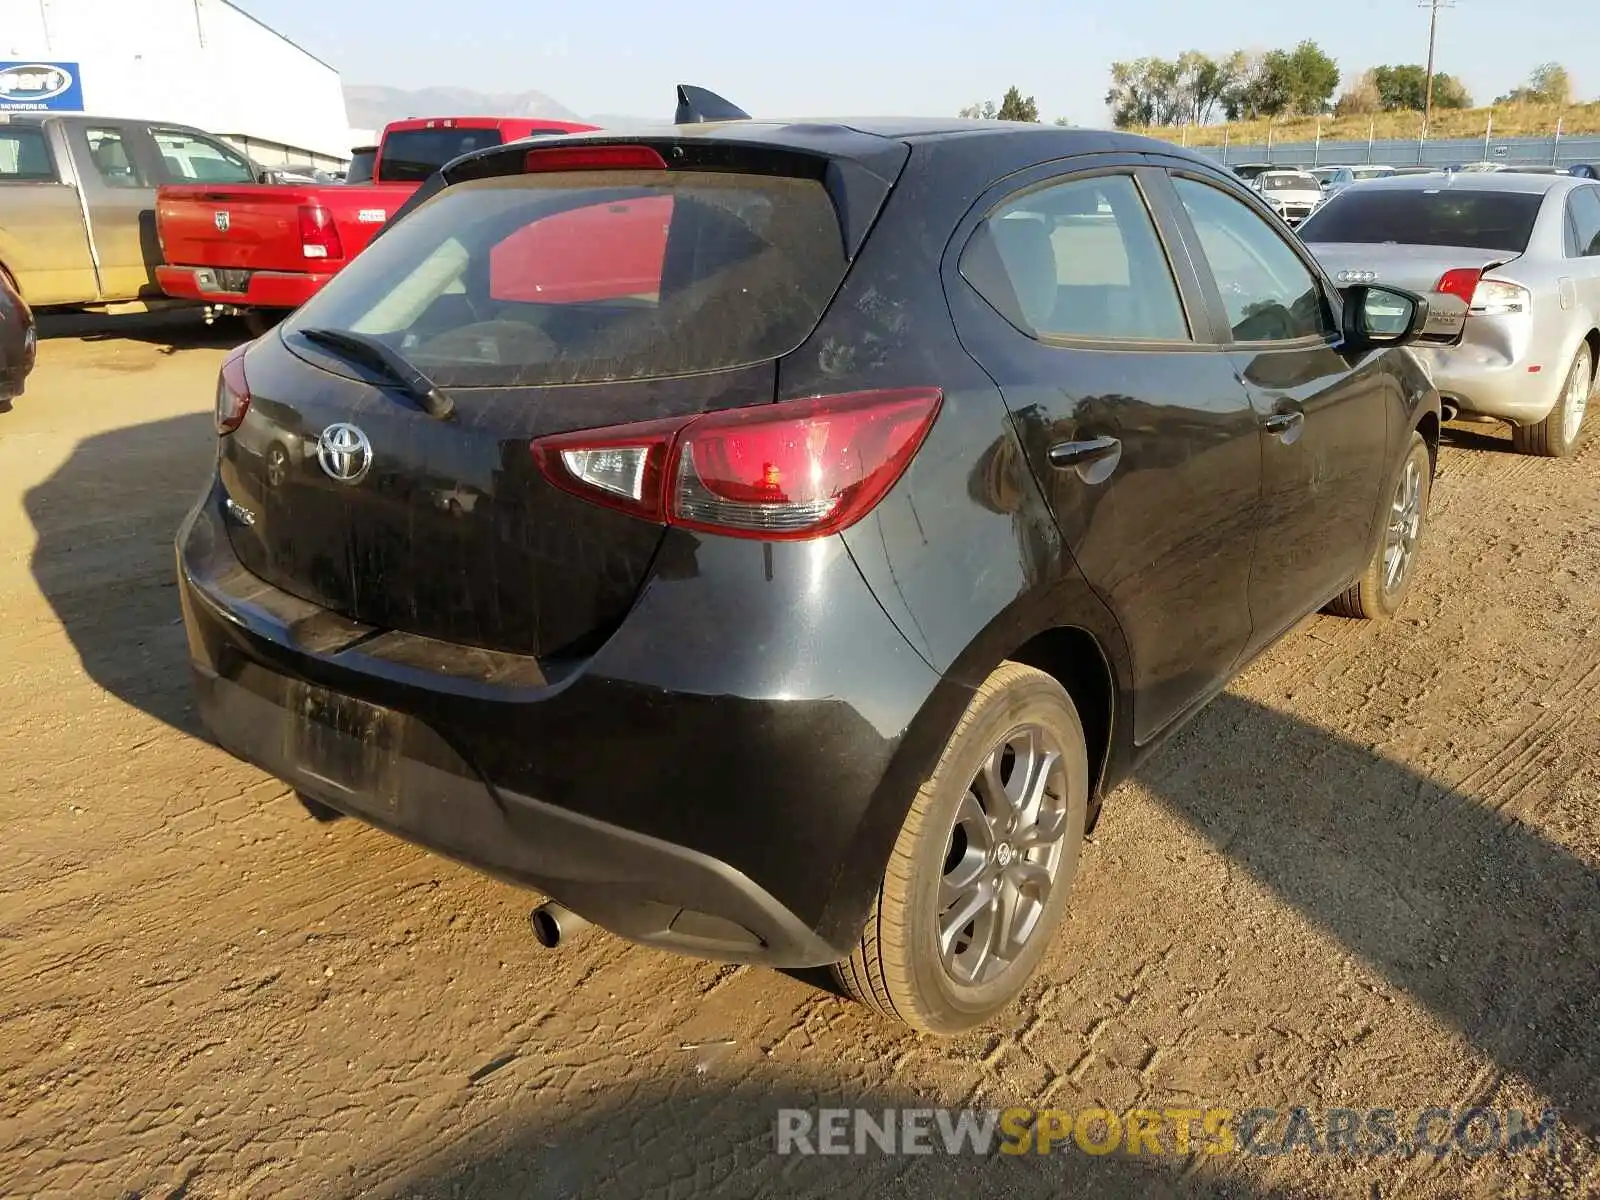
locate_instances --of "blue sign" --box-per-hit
[0,62,85,112]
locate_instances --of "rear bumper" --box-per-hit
[176,481,949,967]
[155,265,335,310]
[1414,325,1566,425]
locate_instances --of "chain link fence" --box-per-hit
[1181,131,1600,170]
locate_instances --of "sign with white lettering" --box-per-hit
[0,62,85,112]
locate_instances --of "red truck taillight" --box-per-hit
[298,204,344,261]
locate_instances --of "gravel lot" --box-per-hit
[2,316,1597,1199]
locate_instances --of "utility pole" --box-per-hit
[1420,0,1456,137]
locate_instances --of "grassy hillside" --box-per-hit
[1132,101,1600,147]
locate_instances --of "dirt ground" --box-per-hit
[2,316,1597,1199]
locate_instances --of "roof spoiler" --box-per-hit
[674,85,749,125]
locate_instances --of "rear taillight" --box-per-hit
[1434,267,1483,307]
[215,350,250,435]
[1466,279,1530,315]
[1434,268,1530,316]
[532,388,944,540]
[298,204,344,261]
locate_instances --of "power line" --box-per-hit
[1420,0,1458,135]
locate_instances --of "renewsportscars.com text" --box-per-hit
[775,1106,1561,1158]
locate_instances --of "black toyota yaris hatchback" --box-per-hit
[177,92,1458,1033]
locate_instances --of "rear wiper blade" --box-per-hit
[296,327,455,421]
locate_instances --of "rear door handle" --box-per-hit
[1048,435,1122,484]
[1264,411,1305,443]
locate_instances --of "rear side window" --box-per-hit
[1567,187,1600,257]
[84,127,147,188]
[283,170,848,386]
[1297,188,1544,253]
[960,173,1189,342]
[152,129,254,184]
[0,128,56,182]
[377,129,507,182]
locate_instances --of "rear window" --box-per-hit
[1259,172,1318,192]
[282,169,848,387]
[1297,188,1545,253]
[377,128,508,182]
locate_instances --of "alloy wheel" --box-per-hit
[1383,456,1424,594]
[938,724,1071,986]
[1563,353,1593,446]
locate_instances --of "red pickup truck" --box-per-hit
[155,117,598,325]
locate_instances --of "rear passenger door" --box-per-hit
[0,122,98,305]
[1162,167,1392,651]
[945,160,1262,743]
[65,121,160,301]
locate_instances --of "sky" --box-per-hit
[238,0,1592,125]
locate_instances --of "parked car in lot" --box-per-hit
[0,112,262,310]
[154,117,599,331]
[0,266,37,412]
[1230,161,1276,182]
[1301,171,1600,456]
[177,94,1459,1033]
[1249,169,1325,225]
[1322,164,1397,197]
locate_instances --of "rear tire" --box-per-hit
[1328,431,1432,620]
[832,662,1090,1034]
[1512,344,1593,457]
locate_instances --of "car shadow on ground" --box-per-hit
[37,307,250,352]
[358,696,1597,1197]
[1438,421,1516,453]
[25,411,216,733]
[365,1077,1296,1199]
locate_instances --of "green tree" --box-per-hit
[1371,64,1472,111]
[1176,50,1237,124]
[996,86,1040,122]
[1433,74,1473,109]
[1497,62,1572,105]
[1284,40,1340,114]
[1107,57,1186,127]
[1225,51,1293,119]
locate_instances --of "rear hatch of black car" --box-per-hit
[217,133,907,659]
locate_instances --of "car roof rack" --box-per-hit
[674,85,750,125]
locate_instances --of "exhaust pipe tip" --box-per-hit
[530,902,588,949]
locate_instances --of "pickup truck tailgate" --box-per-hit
[157,183,412,272]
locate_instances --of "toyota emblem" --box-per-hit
[316,423,373,483]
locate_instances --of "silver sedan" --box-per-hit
[1299,171,1600,456]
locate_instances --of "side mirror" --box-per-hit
[1342,283,1468,350]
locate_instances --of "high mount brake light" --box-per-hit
[532,388,944,540]
[215,350,251,435]
[523,145,667,173]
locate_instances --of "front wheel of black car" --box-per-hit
[1328,430,1432,621]
[834,663,1089,1034]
